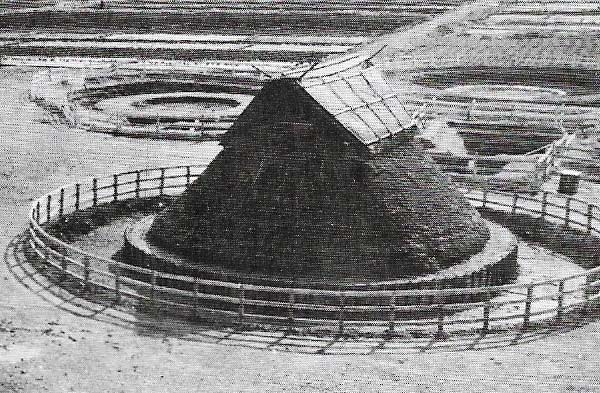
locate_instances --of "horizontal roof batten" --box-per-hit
[331,93,400,117]
[301,71,367,89]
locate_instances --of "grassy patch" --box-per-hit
[46,196,176,242]
[479,208,600,269]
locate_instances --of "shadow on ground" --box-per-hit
[6,231,600,355]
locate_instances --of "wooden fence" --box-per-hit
[430,132,577,192]
[27,164,600,335]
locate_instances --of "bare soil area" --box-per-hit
[3,64,600,392]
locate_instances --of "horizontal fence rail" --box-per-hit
[429,132,581,193]
[27,164,600,335]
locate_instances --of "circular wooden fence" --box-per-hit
[27,164,600,336]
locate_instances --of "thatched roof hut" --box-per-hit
[148,66,490,283]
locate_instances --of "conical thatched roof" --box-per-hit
[147,67,490,283]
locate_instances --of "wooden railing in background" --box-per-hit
[429,132,577,192]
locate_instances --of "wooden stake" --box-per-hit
[159,168,165,196]
[113,174,118,202]
[564,198,571,227]
[135,171,141,199]
[75,184,80,210]
[46,194,51,223]
[114,265,121,304]
[557,281,565,321]
[238,284,245,320]
[288,292,295,328]
[587,205,594,235]
[436,307,445,338]
[83,256,90,292]
[483,300,491,333]
[388,295,396,333]
[59,188,64,217]
[338,294,345,335]
[193,278,200,318]
[541,192,548,219]
[61,254,67,282]
[523,285,533,329]
[511,193,518,214]
[92,178,98,206]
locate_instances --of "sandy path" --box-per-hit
[355,0,499,64]
[2,66,600,392]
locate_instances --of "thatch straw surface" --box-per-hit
[148,77,490,282]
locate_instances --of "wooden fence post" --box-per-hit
[135,171,141,198]
[388,295,396,333]
[436,307,445,339]
[338,294,345,335]
[288,292,295,328]
[92,178,98,207]
[549,143,556,168]
[46,194,51,223]
[482,290,491,332]
[43,243,50,264]
[75,183,80,211]
[482,189,488,208]
[114,264,121,304]
[193,277,200,318]
[61,254,68,282]
[150,271,157,311]
[557,281,565,321]
[541,192,548,219]
[482,302,491,333]
[564,198,571,227]
[523,285,533,329]
[59,188,64,217]
[113,174,118,202]
[238,284,245,321]
[587,205,594,235]
[186,166,191,187]
[584,274,593,314]
[511,193,518,214]
[159,168,165,196]
[542,158,549,182]
[83,256,90,292]
[36,201,41,223]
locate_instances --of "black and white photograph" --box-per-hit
[1,0,600,391]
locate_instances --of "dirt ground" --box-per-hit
[2,61,600,392]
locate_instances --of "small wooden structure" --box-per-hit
[558,169,581,195]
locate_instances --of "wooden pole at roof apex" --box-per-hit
[298,62,320,80]
[250,64,275,80]
[361,45,388,69]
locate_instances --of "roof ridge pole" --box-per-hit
[300,70,363,89]
[284,53,363,78]
[332,94,398,116]
[250,64,275,80]
[361,45,388,68]
[298,61,320,80]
